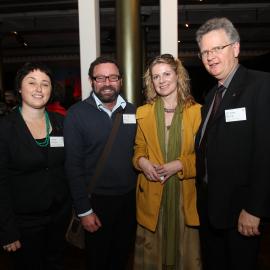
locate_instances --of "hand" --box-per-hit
[138,157,160,182]
[80,213,102,233]
[238,209,261,237]
[155,160,183,184]
[3,240,21,252]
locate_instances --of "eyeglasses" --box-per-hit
[92,75,121,83]
[198,43,235,59]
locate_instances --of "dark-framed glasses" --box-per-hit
[92,75,121,83]
[198,42,235,59]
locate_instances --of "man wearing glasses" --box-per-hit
[64,56,137,270]
[195,17,270,270]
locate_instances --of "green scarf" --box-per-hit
[155,97,182,269]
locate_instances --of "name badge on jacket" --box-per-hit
[123,114,136,124]
[225,107,246,122]
[50,136,64,147]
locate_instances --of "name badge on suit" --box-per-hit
[225,107,246,122]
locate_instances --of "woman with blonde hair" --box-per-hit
[133,54,201,270]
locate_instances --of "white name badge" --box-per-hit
[123,114,136,124]
[50,136,64,147]
[225,107,247,122]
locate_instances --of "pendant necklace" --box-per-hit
[164,107,176,113]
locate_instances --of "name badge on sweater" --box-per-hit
[123,114,136,124]
[50,136,64,147]
[225,107,246,122]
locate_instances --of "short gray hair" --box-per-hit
[196,17,240,46]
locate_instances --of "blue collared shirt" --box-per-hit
[92,92,126,117]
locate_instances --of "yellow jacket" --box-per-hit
[133,102,201,231]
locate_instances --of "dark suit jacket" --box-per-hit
[0,109,70,246]
[196,65,270,229]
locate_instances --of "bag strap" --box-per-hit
[86,111,122,194]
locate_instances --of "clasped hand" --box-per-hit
[138,157,182,184]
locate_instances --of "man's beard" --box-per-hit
[94,85,120,103]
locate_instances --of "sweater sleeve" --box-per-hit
[64,110,92,215]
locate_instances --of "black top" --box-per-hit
[0,109,70,245]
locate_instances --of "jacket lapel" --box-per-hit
[12,110,48,160]
[137,104,164,164]
[196,85,216,145]
[201,85,217,121]
[213,65,247,123]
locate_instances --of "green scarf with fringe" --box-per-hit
[155,97,182,269]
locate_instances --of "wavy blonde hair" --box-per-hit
[144,54,195,107]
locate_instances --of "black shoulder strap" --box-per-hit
[87,112,122,194]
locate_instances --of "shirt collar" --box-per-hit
[92,92,126,116]
[221,64,240,89]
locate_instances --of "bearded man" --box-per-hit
[64,56,137,270]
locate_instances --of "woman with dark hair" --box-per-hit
[0,62,71,270]
[133,54,201,270]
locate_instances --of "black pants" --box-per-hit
[197,183,260,270]
[10,202,71,270]
[85,189,136,270]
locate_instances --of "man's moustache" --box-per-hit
[100,86,116,91]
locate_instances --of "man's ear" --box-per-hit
[233,42,240,58]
